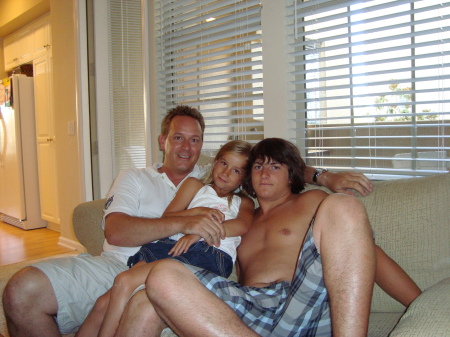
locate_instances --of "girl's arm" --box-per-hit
[375,245,422,307]
[163,177,225,222]
[162,177,203,216]
[222,196,254,237]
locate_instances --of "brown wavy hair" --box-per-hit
[243,138,306,197]
[160,105,206,139]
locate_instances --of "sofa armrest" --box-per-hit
[389,277,450,336]
[72,199,107,256]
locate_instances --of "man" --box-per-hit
[3,106,372,336]
[122,138,376,336]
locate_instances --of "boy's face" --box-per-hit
[159,115,203,175]
[251,157,291,201]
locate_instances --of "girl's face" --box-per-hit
[212,152,247,197]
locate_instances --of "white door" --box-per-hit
[33,54,60,224]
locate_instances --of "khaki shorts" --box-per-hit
[32,253,128,334]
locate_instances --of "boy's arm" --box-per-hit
[375,245,422,307]
[304,166,373,196]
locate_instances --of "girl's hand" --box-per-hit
[169,234,201,256]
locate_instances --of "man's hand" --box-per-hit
[169,234,201,256]
[318,171,373,196]
[181,214,225,247]
[185,207,225,223]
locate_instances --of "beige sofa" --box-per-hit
[72,173,450,336]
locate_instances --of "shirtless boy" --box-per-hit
[122,137,377,337]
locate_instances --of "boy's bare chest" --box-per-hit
[240,204,313,254]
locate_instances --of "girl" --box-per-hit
[76,140,254,337]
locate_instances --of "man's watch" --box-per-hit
[312,168,328,185]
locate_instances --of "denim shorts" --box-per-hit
[127,237,233,278]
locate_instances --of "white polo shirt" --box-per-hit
[102,163,209,264]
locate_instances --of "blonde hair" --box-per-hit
[203,140,252,204]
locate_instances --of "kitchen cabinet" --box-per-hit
[32,15,51,59]
[17,27,34,64]
[3,14,51,70]
[33,54,60,224]
[3,34,20,70]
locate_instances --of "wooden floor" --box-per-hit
[0,221,73,266]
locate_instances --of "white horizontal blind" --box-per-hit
[155,0,264,154]
[108,0,146,176]
[288,0,449,178]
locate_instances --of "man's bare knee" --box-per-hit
[3,266,58,337]
[3,266,56,313]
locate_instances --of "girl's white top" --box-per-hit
[170,184,242,263]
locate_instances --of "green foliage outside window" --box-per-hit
[374,82,437,121]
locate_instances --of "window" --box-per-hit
[89,0,147,198]
[95,0,448,187]
[288,0,449,178]
[108,0,146,174]
[154,0,264,154]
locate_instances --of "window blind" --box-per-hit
[108,0,146,175]
[288,0,449,178]
[155,0,264,154]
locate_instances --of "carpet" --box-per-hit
[0,253,78,337]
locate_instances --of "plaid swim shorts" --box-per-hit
[183,221,331,336]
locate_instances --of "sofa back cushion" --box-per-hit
[357,173,450,312]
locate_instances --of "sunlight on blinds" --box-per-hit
[155,0,264,154]
[289,0,449,178]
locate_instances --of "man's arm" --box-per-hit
[104,212,225,248]
[304,166,373,196]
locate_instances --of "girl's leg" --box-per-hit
[98,261,159,337]
[75,289,111,337]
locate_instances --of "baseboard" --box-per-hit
[47,221,61,232]
[58,236,87,253]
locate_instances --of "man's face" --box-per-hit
[159,115,203,175]
[251,157,291,201]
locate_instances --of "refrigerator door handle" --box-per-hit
[0,108,6,167]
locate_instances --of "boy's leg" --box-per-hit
[145,260,258,337]
[313,194,376,337]
[115,290,167,337]
[374,245,421,307]
[98,260,158,337]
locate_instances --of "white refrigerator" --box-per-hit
[0,75,47,229]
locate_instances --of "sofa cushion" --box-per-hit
[357,173,450,312]
[389,277,450,336]
[368,312,403,337]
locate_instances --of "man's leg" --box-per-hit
[146,260,258,337]
[2,267,60,337]
[313,193,376,337]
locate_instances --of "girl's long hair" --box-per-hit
[203,140,253,204]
